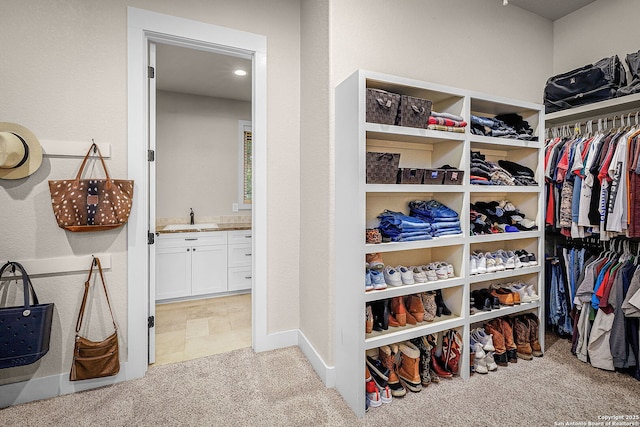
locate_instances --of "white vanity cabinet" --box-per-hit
[156,232,228,300]
[227,230,253,291]
[156,229,252,300]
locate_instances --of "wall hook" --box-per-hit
[92,139,97,154]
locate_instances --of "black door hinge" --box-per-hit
[148,315,155,328]
[148,149,155,162]
[148,66,155,78]
[148,232,155,245]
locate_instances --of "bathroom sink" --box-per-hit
[162,223,219,231]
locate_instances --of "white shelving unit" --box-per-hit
[335,70,545,417]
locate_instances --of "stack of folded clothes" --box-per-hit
[470,113,537,141]
[409,200,462,237]
[427,111,467,133]
[377,210,432,242]
[470,151,537,186]
[470,200,538,235]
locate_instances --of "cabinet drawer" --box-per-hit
[227,230,252,244]
[228,243,252,267]
[158,231,227,248]
[228,266,252,291]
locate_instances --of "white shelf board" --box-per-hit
[366,184,464,193]
[365,278,465,302]
[469,135,541,150]
[545,92,640,125]
[468,265,541,284]
[364,314,466,350]
[468,301,540,324]
[470,185,541,193]
[365,123,466,143]
[469,230,541,243]
[365,235,466,253]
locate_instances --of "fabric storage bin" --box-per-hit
[422,169,444,185]
[366,152,400,184]
[397,168,425,184]
[442,169,464,185]
[395,95,432,128]
[366,89,401,125]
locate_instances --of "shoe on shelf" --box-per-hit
[397,265,415,285]
[524,313,543,357]
[515,250,531,267]
[471,328,495,352]
[384,266,403,286]
[490,288,514,306]
[433,262,449,280]
[525,284,540,301]
[507,250,523,269]
[484,252,497,273]
[509,282,533,303]
[476,253,487,274]
[495,249,515,270]
[390,296,408,326]
[526,251,538,266]
[421,292,437,322]
[372,300,390,331]
[365,265,374,292]
[366,304,373,334]
[470,255,478,275]
[514,317,533,361]
[366,253,384,270]
[370,270,387,290]
[428,337,453,379]
[498,318,518,364]
[484,351,498,371]
[489,252,506,271]
[379,345,407,397]
[446,263,455,278]
[410,266,428,283]
[470,338,488,374]
[409,337,433,387]
[397,341,423,392]
[406,294,425,323]
[434,289,452,316]
[366,376,382,408]
[423,265,438,282]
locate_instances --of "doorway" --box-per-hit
[151,42,253,365]
[127,7,269,380]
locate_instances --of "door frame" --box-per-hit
[127,7,268,379]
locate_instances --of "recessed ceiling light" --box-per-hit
[234,69,247,76]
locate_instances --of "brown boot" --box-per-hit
[526,314,543,357]
[366,304,373,334]
[514,317,533,360]
[499,317,518,363]
[421,292,437,322]
[397,342,422,392]
[427,334,453,379]
[485,321,508,367]
[406,294,425,323]
[391,297,407,326]
[366,253,384,270]
[379,345,406,397]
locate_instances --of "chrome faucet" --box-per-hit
[190,208,195,225]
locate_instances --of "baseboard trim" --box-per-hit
[298,329,335,388]
[254,329,299,352]
[0,362,131,409]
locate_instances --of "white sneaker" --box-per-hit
[484,252,497,273]
[507,251,523,269]
[470,256,478,275]
[472,328,495,352]
[434,262,449,280]
[383,266,403,286]
[476,253,487,274]
[410,266,428,283]
[509,282,533,303]
[446,263,455,278]
[396,265,415,285]
[473,342,488,374]
[423,265,438,281]
[526,284,540,301]
[484,352,498,371]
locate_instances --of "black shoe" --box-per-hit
[507,349,518,363]
[494,352,509,367]
[372,300,389,331]
[435,289,452,316]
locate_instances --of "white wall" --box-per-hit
[156,91,251,220]
[298,0,554,366]
[553,0,640,78]
[0,0,300,388]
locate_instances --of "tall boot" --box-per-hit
[525,313,543,357]
[409,336,432,387]
[499,317,518,363]
[485,321,508,367]
[514,317,533,360]
[434,289,452,316]
[372,300,389,331]
[427,334,453,379]
[379,345,406,397]
[397,341,422,392]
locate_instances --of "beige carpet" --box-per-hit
[1,335,639,426]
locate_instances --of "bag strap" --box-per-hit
[73,143,113,190]
[76,257,117,334]
[0,261,38,309]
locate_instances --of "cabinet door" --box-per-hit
[228,266,252,291]
[191,245,228,295]
[228,243,252,268]
[156,246,191,300]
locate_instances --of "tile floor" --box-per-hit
[153,293,251,365]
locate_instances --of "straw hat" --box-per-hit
[0,122,43,180]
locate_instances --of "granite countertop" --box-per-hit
[157,224,252,234]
